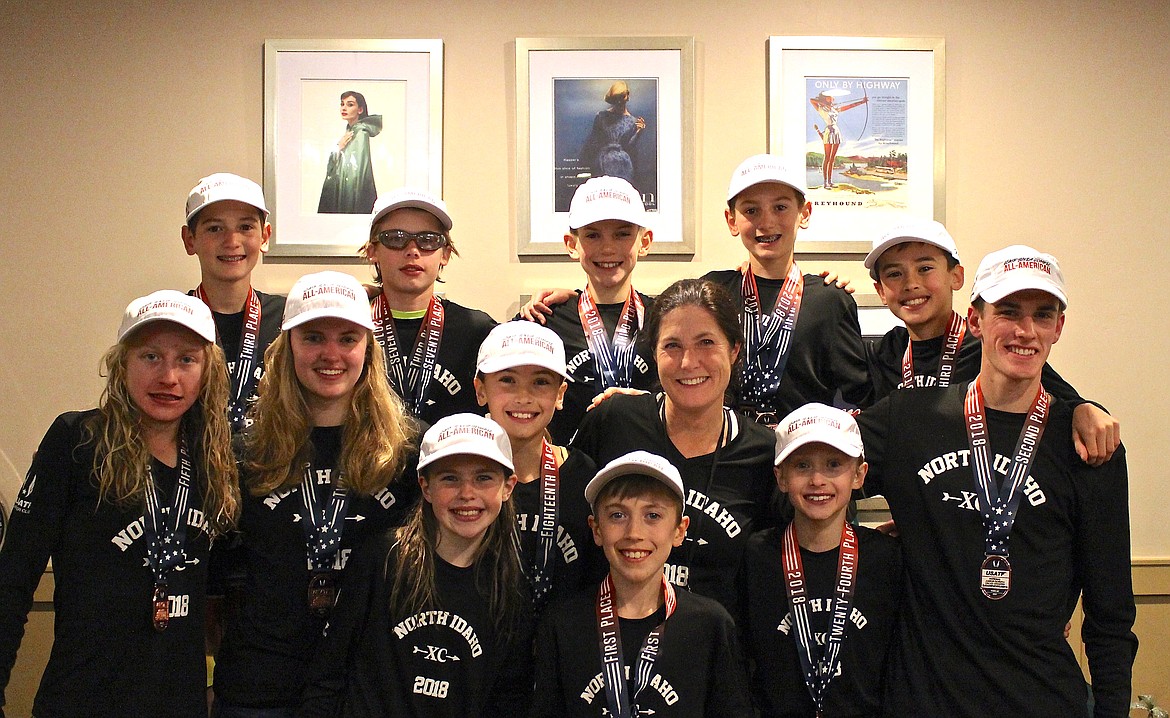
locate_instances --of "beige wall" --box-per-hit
[1,0,1167,712]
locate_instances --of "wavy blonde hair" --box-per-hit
[244,328,415,496]
[388,478,524,638]
[84,338,240,535]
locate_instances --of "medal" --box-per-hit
[964,380,1049,601]
[308,572,337,616]
[578,287,644,391]
[740,264,803,411]
[373,294,444,417]
[980,554,1012,600]
[152,583,170,632]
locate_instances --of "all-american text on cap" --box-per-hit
[774,402,865,466]
[118,290,217,344]
[970,245,1067,308]
[185,173,268,223]
[282,271,375,332]
[417,413,515,473]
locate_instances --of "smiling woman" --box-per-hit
[570,279,782,623]
[0,290,239,717]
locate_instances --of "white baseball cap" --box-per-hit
[970,245,1067,308]
[865,218,962,281]
[774,403,864,466]
[371,188,453,231]
[118,290,216,344]
[417,413,515,473]
[568,176,647,230]
[585,451,685,507]
[282,271,375,332]
[477,322,568,377]
[185,173,269,223]
[726,154,808,202]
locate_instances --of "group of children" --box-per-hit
[0,152,1135,718]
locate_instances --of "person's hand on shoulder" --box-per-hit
[518,288,575,324]
[1071,403,1121,467]
[587,387,650,411]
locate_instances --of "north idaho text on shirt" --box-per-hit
[916,449,1048,509]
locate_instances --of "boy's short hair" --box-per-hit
[725,154,807,213]
[865,218,962,281]
[568,176,647,230]
[591,474,685,524]
[586,451,685,519]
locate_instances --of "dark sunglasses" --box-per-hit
[374,229,449,251]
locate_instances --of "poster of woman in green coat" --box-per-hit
[318,90,381,214]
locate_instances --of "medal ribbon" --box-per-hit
[963,379,1050,557]
[900,311,966,389]
[299,463,352,572]
[740,264,804,409]
[595,574,677,718]
[530,440,561,607]
[578,288,645,390]
[143,438,193,584]
[372,294,445,416]
[196,285,261,431]
[781,521,858,713]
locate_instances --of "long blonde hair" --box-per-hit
[388,476,524,637]
[84,339,240,535]
[244,328,415,496]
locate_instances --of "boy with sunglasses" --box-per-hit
[362,188,496,425]
[181,173,285,433]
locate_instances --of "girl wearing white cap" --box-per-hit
[212,271,418,717]
[472,322,601,615]
[571,279,779,624]
[0,291,239,717]
[299,414,534,717]
[361,188,496,427]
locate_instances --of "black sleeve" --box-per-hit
[855,398,893,497]
[1040,362,1088,408]
[567,394,613,462]
[529,611,565,718]
[705,609,756,718]
[296,533,385,717]
[1075,446,1138,717]
[829,290,876,410]
[0,415,77,706]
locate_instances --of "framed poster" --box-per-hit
[516,36,695,257]
[767,36,945,254]
[264,39,443,258]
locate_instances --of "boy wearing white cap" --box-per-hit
[362,187,496,426]
[702,154,872,426]
[300,414,534,717]
[181,172,285,432]
[532,451,753,717]
[857,246,1136,717]
[864,219,1119,465]
[522,176,659,444]
[742,403,901,718]
[473,322,600,614]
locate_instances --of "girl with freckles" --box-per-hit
[212,271,418,717]
[0,291,239,717]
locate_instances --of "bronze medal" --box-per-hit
[980,554,1011,600]
[152,584,170,632]
[308,572,337,616]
